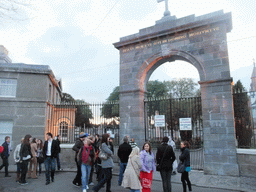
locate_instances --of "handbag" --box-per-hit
[156,145,169,171]
[177,162,186,173]
[98,148,108,160]
[37,156,44,164]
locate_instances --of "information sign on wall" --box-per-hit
[179,118,192,130]
[155,115,165,127]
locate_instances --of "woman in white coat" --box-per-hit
[122,147,142,192]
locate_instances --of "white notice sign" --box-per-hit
[179,118,192,131]
[155,115,165,127]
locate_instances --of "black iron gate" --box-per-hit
[144,96,203,148]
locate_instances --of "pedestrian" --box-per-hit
[77,136,95,192]
[156,136,176,192]
[89,136,96,186]
[140,142,156,192]
[28,138,38,179]
[92,133,114,192]
[37,139,44,176]
[42,132,59,185]
[129,138,138,149]
[56,135,62,171]
[109,137,114,154]
[117,136,132,186]
[94,134,102,183]
[13,138,24,182]
[72,132,88,187]
[0,136,11,177]
[122,147,142,192]
[168,136,177,175]
[179,141,192,192]
[19,134,32,185]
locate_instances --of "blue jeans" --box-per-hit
[118,162,127,185]
[44,157,56,182]
[130,190,140,192]
[81,164,91,190]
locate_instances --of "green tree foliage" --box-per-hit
[165,78,198,98]
[61,93,92,128]
[101,86,119,118]
[146,80,168,98]
[233,80,252,148]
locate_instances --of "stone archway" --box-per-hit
[114,10,239,176]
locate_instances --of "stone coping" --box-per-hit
[237,148,256,155]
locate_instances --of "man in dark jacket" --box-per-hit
[72,132,87,187]
[0,136,11,177]
[156,136,176,192]
[117,136,132,186]
[43,132,59,185]
[56,135,62,171]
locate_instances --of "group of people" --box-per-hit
[1,132,192,192]
[118,136,192,192]
[0,133,62,186]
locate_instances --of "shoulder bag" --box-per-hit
[156,145,169,171]
[177,161,186,173]
[98,147,108,160]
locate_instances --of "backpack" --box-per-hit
[0,146,3,154]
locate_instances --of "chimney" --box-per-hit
[0,45,12,63]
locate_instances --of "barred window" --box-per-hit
[59,121,68,137]
[0,78,17,97]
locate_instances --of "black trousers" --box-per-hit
[93,167,112,192]
[181,171,192,192]
[73,158,82,185]
[0,157,9,176]
[20,160,29,183]
[160,169,172,192]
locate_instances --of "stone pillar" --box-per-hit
[200,78,239,176]
[119,90,145,148]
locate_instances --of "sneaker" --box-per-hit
[45,181,50,185]
[89,182,94,186]
[5,175,11,177]
[83,189,87,192]
[72,182,81,187]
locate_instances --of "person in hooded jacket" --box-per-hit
[179,141,192,192]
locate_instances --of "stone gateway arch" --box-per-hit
[114,10,239,176]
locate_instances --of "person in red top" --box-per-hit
[77,136,95,192]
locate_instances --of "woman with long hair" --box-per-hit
[19,134,32,185]
[92,133,114,192]
[122,147,142,192]
[37,139,44,175]
[140,142,155,192]
[28,138,38,179]
[180,141,192,192]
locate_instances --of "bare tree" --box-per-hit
[0,0,30,22]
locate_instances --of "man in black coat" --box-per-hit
[156,136,176,192]
[0,136,11,177]
[43,132,59,185]
[117,136,132,186]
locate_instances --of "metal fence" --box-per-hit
[45,101,120,145]
[144,96,203,149]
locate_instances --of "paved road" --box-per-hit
[0,171,240,192]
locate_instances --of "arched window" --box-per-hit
[59,122,68,137]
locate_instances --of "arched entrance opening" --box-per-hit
[145,59,202,146]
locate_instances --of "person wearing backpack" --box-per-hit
[0,136,11,177]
